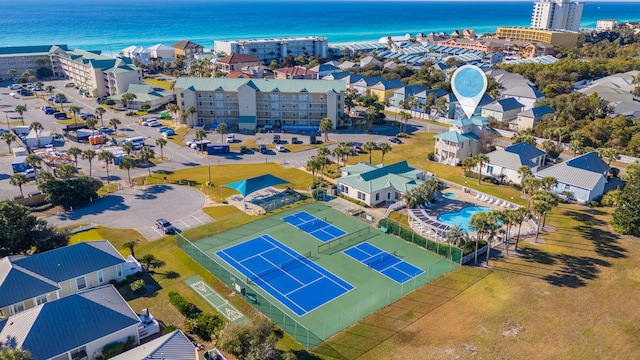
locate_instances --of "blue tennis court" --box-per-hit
[216,234,354,316]
[343,242,424,283]
[281,211,347,242]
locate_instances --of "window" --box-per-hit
[35,294,48,305]
[76,276,87,290]
[357,191,365,200]
[487,166,494,174]
[375,193,380,201]
[11,303,25,315]
[387,193,391,200]
[565,184,571,191]
[97,270,104,284]
[116,264,123,278]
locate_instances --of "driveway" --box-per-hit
[45,184,213,240]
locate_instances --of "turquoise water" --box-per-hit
[1,1,637,53]
[443,192,458,199]
[437,206,492,232]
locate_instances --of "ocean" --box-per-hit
[0,0,638,54]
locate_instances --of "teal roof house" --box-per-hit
[0,285,140,360]
[0,241,126,319]
[109,84,175,111]
[434,116,489,166]
[337,161,426,207]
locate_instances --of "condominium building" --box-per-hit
[0,45,69,80]
[172,40,204,60]
[496,27,580,46]
[173,77,345,130]
[214,36,328,63]
[596,19,619,31]
[531,0,584,32]
[57,49,142,97]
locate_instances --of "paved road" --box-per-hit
[43,184,212,240]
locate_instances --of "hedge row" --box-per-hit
[168,291,200,318]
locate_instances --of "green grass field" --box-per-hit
[179,202,459,348]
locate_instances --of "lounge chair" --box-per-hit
[487,198,495,204]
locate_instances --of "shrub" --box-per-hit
[130,279,145,292]
[125,110,136,116]
[396,132,409,138]
[163,324,178,334]
[187,312,225,341]
[101,337,136,359]
[168,291,199,318]
[104,99,115,106]
[427,152,435,161]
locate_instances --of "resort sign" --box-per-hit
[451,65,487,119]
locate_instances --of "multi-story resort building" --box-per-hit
[214,36,328,63]
[496,27,580,46]
[530,0,584,32]
[57,49,142,98]
[173,77,345,130]
[596,19,619,31]
[0,45,69,80]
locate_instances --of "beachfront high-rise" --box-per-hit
[214,37,328,63]
[530,0,584,32]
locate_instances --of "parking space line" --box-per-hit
[179,220,191,229]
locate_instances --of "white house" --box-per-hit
[121,46,152,65]
[25,129,53,148]
[434,116,489,166]
[500,84,545,110]
[337,161,426,207]
[148,43,175,62]
[483,142,546,184]
[481,98,525,122]
[534,152,609,203]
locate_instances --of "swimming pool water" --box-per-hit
[443,192,458,199]
[437,206,492,232]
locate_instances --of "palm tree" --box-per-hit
[398,111,411,134]
[513,207,531,250]
[14,105,27,125]
[123,241,138,258]
[28,122,43,147]
[36,170,55,185]
[462,157,477,178]
[445,225,468,248]
[82,149,97,177]
[319,117,333,142]
[1,133,16,154]
[187,106,197,126]
[517,166,532,183]
[139,146,155,177]
[378,142,392,164]
[195,129,207,145]
[109,118,121,136]
[57,164,77,179]
[568,139,583,157]
[141,253,157,270]
[469,211,490,265]
[68,105,81,124]
[363,141,376,163]
[55,93,66,111]
[10,173,30,197]
[474,154,490,185]
[25,154,41,172]
[306,157,322,185]
[85,117,98,135]
[531,190,559,243]
[98,151,114,184]
[119,156,137,186]
[155,138,167,160]
[521,176,542,207]
[215,123,228,143]
[122,141,135,156]
[166,103,179,120]
[45,85,55,100]
[67,147,82,169]
[120,92,137,109]
[34,81,44,98]
[540,176,557,191]
[95,107,107,127]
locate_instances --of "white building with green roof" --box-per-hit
[434,116,489,166]
[173,77,345,130]
[109,84,175,111]
[337,160,426,207]
[0,45,70,80]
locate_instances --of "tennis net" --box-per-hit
[366,251,397,269]
[247,251,312,285]
[318,227,372,254]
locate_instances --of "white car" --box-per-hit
[147,120,161,127]
[226,134,235,143]
[276,144,286,152]
[22,168,40,179]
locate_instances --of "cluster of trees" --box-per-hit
[0,201,68,257]
[401,177,444,208]
[218,318,283,360]
[612,161,640,236]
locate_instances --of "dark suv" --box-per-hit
[155,218,175,234]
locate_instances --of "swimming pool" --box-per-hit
[442,192,458,199]
[437,206,492,232]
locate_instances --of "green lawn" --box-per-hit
[144,77,174,90]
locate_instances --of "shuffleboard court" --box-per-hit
[282,211,347,242]
[344,242,424,283]
[184,276,249,323]
[216,234,354,316]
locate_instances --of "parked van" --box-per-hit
[53,112,68,119]
[122,136,145,149]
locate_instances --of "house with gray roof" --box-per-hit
[337,161,426,206]
[512,105,556,130]
[481,98,525,122]
[352,76,383,95]
[390,85,426,107]
[578,70,640,117]
[500,84,545,110]
[309,63,340,78]
[359,55,382,67]
[483,142,546,184]
[534,152,610,203]
[111,330,197,360]
[338,60,358,70]
[0,241,126,318]
[0,285,140,360]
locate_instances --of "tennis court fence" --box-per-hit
[176,232,457,349]
[318,227,372,254]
